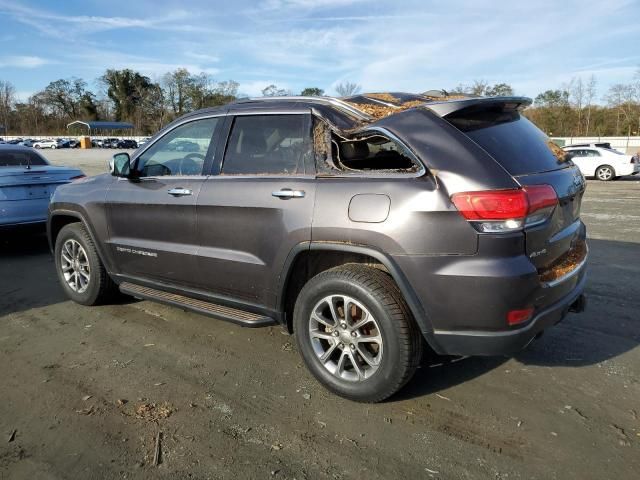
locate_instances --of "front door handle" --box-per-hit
[272,188,305,199]
[168,187,193,197]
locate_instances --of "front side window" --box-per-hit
[222,114,311,175]
[136,117,219,177]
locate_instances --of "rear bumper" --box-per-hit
[427,272,587,356]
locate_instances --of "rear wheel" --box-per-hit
[595,164,615,181]
[294,264,422,402]
[54,223,117,305]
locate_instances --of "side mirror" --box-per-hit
[110,152,131,177]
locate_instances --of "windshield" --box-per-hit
[0,150,48,167]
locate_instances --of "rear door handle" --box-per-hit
[272,188,305,199]
[168,187,193,197]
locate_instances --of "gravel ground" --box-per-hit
[1,150,639,479]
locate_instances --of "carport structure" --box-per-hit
[66,120,134,135]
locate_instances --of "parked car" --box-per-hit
[137,137,150,147]
[0,145,84,231]
[166,139,199,152]
[117,139,138,149]
[33,139,60,149]
[564,142,613,150]
[48,93,587,402]
[18,139,35,147]
[563,146,639,181]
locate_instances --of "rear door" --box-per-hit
[194,111,316,309]
[105,115,223,286]
[445,107,586,270]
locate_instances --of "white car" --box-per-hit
[563,146,639,181]
[33,139,60,149]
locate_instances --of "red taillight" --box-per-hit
[451,189,528,220]
[524,185,557,211]
[451,185,557,232]
[507,307,534,326]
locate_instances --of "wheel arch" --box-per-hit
[277,242,434,340]
[48,210,110,271]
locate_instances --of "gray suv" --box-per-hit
[48,93,587,402]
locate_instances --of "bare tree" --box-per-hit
[0,80,16,134]
[584,75,597,136]
[335,81,361,96]
[569,77,585,135]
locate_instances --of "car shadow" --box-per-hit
[0,232,137,316]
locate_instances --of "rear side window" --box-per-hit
[447,109,569,175]
[222,114,311,175]
[0,150,48,167]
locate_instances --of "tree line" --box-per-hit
[1,68,639,137]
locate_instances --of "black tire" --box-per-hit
[595,164,615,181]
[54,222,117,305]
[293,264,422,402]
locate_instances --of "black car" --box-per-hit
[48,92,587,402]
[116,139,138,149]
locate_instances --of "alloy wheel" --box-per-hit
[60,239,91,293]
[308,294,383,382]
[597,166,612,180]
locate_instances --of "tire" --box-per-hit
[595,164,615,181]
[293,264,422,402]
[54,223,117,305]
[51,145,56,149]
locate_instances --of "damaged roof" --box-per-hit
[236,92,532,128]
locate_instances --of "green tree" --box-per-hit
[300,87,324,96]
[485,83,514,96]
[101,69,156,122]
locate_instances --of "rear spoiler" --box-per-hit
[424,96,532,118]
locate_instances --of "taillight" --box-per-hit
[451,185,557,233]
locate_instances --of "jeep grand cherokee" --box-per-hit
[48,92,587,402]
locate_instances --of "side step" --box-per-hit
[119,282,276,327]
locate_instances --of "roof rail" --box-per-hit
[241,96,373,121]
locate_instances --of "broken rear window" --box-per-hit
[313,117,421,175]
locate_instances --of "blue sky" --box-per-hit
[0,0,639,101]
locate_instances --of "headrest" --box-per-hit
[340,141,369,160]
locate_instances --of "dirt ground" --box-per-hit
[1,150,639,479]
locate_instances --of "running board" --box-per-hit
[119,282,276,327]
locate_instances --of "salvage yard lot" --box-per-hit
[1,150,639,479]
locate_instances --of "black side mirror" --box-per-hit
[110,152,131,177]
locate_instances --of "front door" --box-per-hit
[195,112,316,309]
[106,116,223,287]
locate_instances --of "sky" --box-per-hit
[0,0,639,102]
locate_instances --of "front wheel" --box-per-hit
[595,164,615,181]
[54,223,117,305]
[294,265,422,402]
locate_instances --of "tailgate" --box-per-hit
[517,166,586,269]
[441,98,587,271]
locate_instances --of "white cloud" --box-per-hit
[0,55,51,68]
